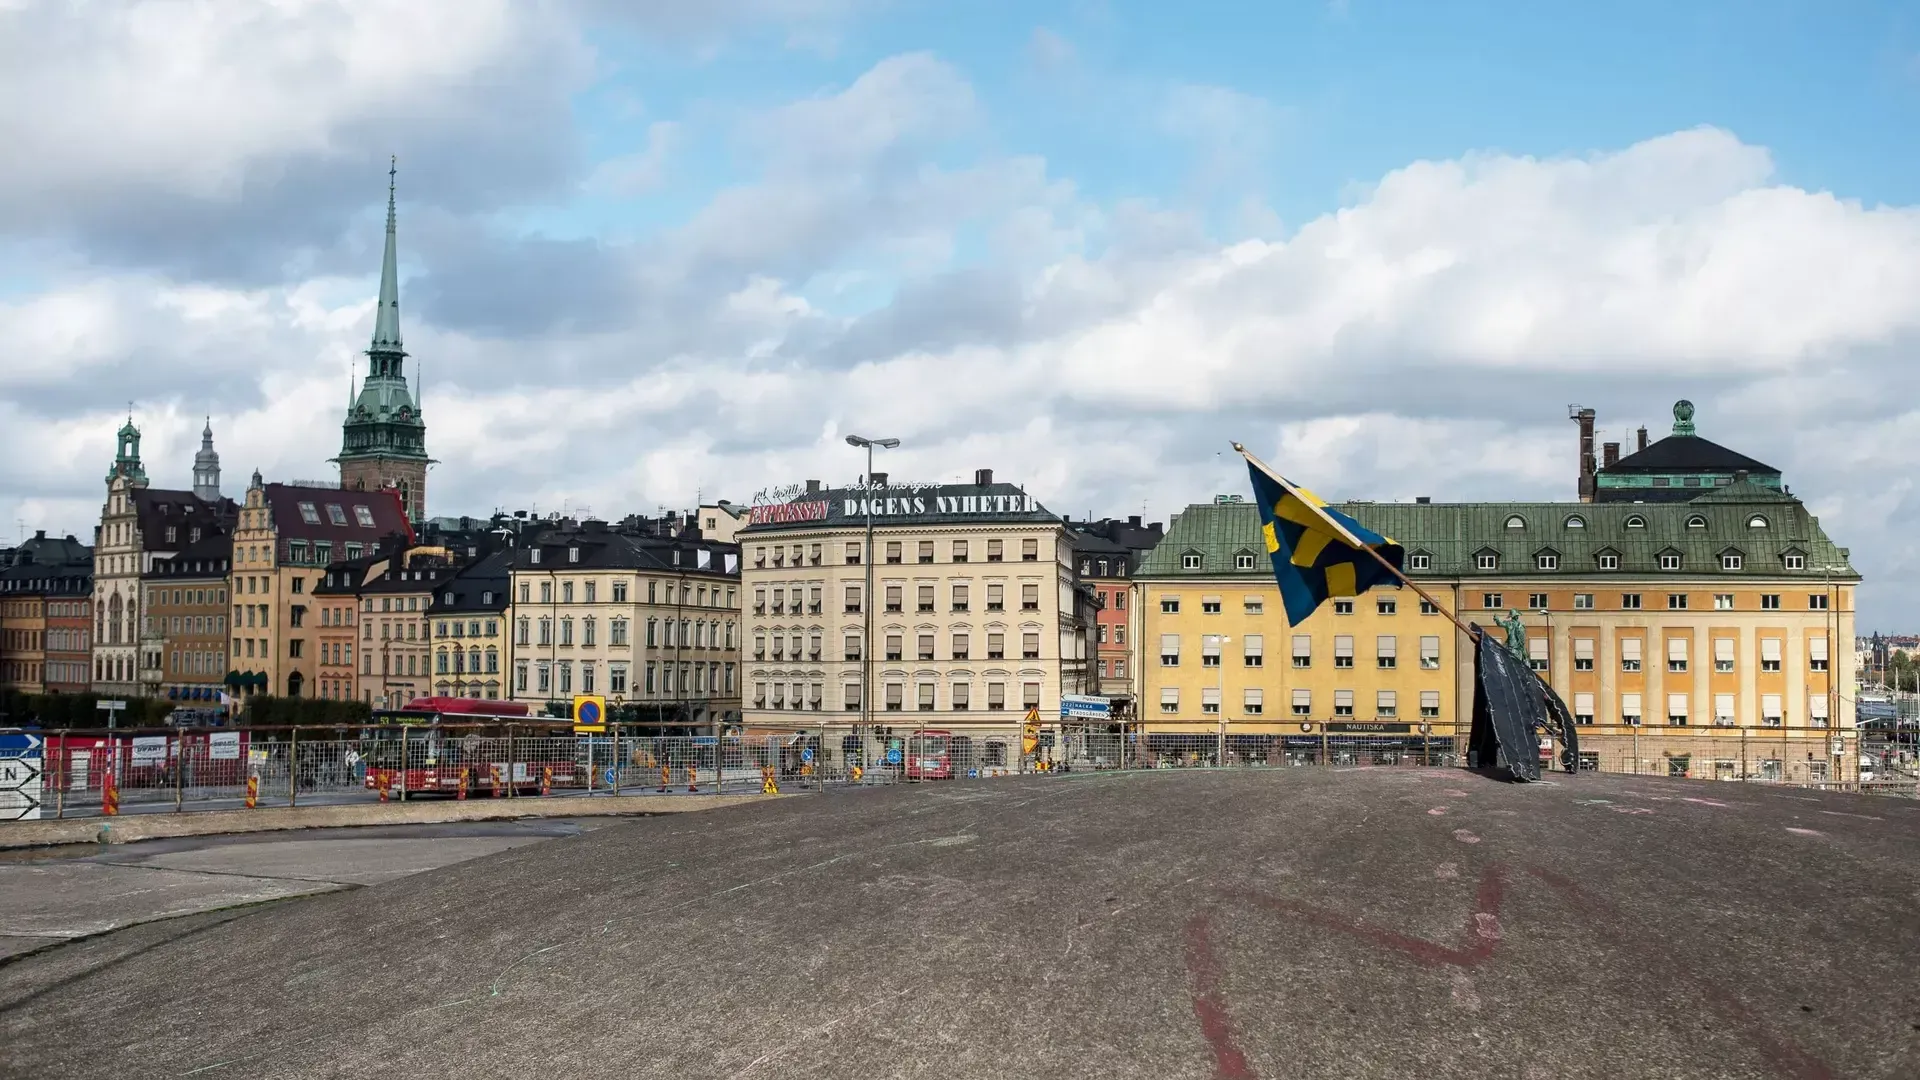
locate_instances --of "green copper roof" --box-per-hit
[1139,493,1858,581]
[371,157,403,352]
[340,159,426,464]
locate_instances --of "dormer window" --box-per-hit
[530,549,542,565]
[1597,552,1620,571]
[569,547,580,564]
[1686,515,1707,529]
[1783,553,1805,570]
[444,592,455,604]
[1408,553,1431,571]
[1536,553,1558,571]
[1748,515,1769,528]
[1181,553,1202,570]
[1476,552,1497,571]
[298,502,320,525]
[1721,553,1743,571]
[1659,553,1682,571]
[327,505,348,525]
[1564,515,1585,529]
[1504,515,1526,529]
[1625,515,1646,530]
[354,506,376,527]
[1234,551,1256,570]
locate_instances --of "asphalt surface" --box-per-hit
[1,769,1916,1079]
[0,820,603,959]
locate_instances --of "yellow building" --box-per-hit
[228,473,412,700]
[1139,413,1860,782]
[1138,499,1459,763]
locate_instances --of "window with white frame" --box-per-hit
[1713,694,1736,727]
[1714,638,1734,673]
[1477,553,1497,571]
[1572,693,1594,725]
[1376,635,1397,668]
[1181,553,1202,570]
[1621,636,1642,672]
[1243,688,1263,714]
[1808,695,1828,727]
[1201,687,1220,715]
[1667,637,1688,672]
[1761,638,1782,671]
[1420,690,1441,718]
[1529,637,1548,672]
[1536,553,1558,571]
[1160,687,1179,714]
[1243,634,1263,666]
[1333,690,1354,716]
[1666,693,1689,726]
[1598,553,1619,570]
[1292,634,1311,668]
[1573,637,1594,671]
[1420,635,1440,669]
[1621,693,1642,726]
[1809,637,1828,671]
[1376,690,1396,717]
[1333,635,1354,668]
[1659,553,1681,571]
[1762,693,1783,727]
[1235,553,1256,570]
[1291,689,1311,716]
[1721,553,1742,571]
[1409,554,1431,570]
[1160,634,1181,666]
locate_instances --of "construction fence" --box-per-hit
[4,721,1910,821]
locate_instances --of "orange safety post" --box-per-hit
[102,770,120,816]
[686,764,698,793]
[851,764,863,784]
[457,767,469,801]
[659,764,670,792]
[376,770,391,802]
[490,764,504,798]
[245,773,259,810]
[541,766,552,797]
[761,766,778,795]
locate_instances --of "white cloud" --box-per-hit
[4,31,1919,627]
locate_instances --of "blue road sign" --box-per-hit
[578,701,601,726]
[885,747,903,765]
[0,733,43,757]
[800,748,814,764]
[604,767,618,787]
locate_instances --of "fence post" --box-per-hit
[1632,726,1640,775]
[1319,728,1327,766]
[174,734,184,813]
[613,725,623,796]
[54,739,65,818]
[507,723,517,799]
[289,726,298,808]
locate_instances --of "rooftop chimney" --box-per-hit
[1603,442,1620,468]
[1569,406,1597,503]
[975,468,994,486]
[869,471,888,487]
[1415,496,1431,504]
[805,479,821,494]
[1128,515,1142,527]
[1636,426,1649,453]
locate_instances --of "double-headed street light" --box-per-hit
[846,435,900,741]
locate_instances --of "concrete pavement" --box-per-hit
[0,820,606,960]
[1,769,1917,1079]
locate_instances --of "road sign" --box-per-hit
[0,734,43,821]
[1022,707,1041,755]
[800,747,814,764]
[1060,694,1111,720]
[885,747,903,765]
[604,767,618,787]
[95,700,126,710]
[572,694,607,733]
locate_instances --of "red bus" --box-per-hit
[363,698,572,795]
[905,729,955,780]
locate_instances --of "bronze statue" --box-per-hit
[1496,608,1528,662]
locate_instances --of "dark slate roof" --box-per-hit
[740,482,1059,533]
[430,551,513,614]
[133,488,239,550]
[1139,495,1857,581]
[312,554,390,596]
[511,529,741,578]
[1602,434,1776,475]
[0,557,92,596]
[4,532,92,570]
[148,531,233,580]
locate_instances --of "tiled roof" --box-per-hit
[262,483,412,548]
[133,489,238,551]
[1139,493,1857,581]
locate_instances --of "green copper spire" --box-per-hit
[371,156,403,351]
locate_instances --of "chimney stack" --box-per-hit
[1415,496,1431,504]
[1128,514,1142,527]
[869,471,888,487]
[805,479,820,494]
[975,468,994,486]
[1636,426,1649,452]
[1570,406,1597,503]
[1603,442,1620,468]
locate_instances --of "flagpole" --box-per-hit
[1232,442,1482,644]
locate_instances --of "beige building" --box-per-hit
[739,471,1097,760]
[228,474,413,700]
[506,523,741,727]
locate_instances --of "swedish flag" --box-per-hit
[1242,451,1405,626]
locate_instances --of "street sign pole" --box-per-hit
[97,699,127,791]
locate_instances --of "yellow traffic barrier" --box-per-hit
[659,764,671,792]
[850,764,864,784]
[457,767,469,800]
[245,772,259,809]
[761,766,779,795]
[540,766,552,796]
[490,764,505,798]
[102,771,120,816]
[686,765,699,793]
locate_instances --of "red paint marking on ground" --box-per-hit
[1229,866,1507,970]
[1183,913,1257,1080]
[1427,807,1448,816]
[1452,829,1481,843]
[1523,866,1833,1080]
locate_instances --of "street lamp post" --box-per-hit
[846,435,899,744]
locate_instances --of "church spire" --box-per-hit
[370,155,403,352]
[193,417,222,502]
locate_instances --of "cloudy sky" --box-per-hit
[3,0,1918,625]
